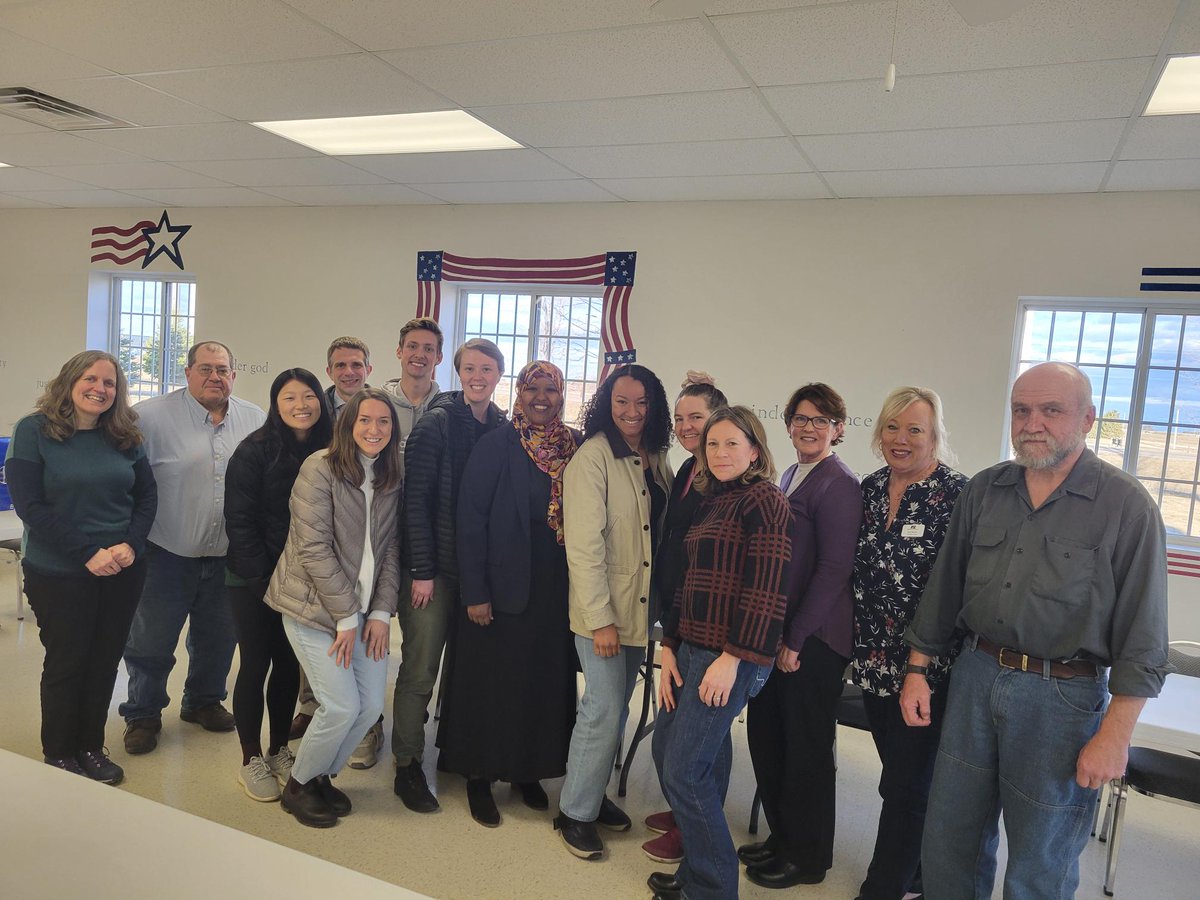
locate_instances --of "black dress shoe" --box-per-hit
[517,781,549,811]
[468,778,501,827]
[554,812,603,859]
[281,777,337,828]
[737,839,776,866]
[746,858,827,889]
[596,795,631,832]
[394,760,440,813]
[647,872,683,893]
[314,774,351,816]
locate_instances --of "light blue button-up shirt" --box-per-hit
[135,388,266,558]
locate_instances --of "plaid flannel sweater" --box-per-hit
[663,478,793,666]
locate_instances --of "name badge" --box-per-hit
[901,523,926,538]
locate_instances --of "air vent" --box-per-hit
[0,87,133,130]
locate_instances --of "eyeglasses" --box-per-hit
[789,414,838,430]
[193,365,232,378]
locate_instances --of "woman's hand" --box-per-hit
[699,651,740,707]
[108,543,135,568]
[85,547,121,577]
[411,579,435,609]
[592,624,620,658]
[467,603,493,626]
[658,645,683,712]
[363,618,390,661]
[776,645,800,673]
[329,628,356,669]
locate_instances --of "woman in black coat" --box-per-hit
[436,360,581,827]
[224,368,333,802]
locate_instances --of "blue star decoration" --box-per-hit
[604,251,636,286]
[417,250,444,281]
[604,349,637,365]
[140,210,191,270]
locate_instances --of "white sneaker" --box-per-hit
[265,746,295,786]
[238,756,282,802]
[348,721,384,769]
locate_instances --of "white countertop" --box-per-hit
[0,508,21,542]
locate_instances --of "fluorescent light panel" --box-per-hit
[0,161,10,167]
[1145,55,1200,116]
[252,110,522,155]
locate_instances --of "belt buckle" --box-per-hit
[997,648,1030,672]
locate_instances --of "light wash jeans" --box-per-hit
[921,639,1108,900]
[282,616,388,785]
[559,634,645,821]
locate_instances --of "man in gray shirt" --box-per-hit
[120,341,266,754]
[900,362,1169,898]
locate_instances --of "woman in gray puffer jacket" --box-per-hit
[265,388,402,829]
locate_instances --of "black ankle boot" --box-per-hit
[467,778,500,827]
[281,776,337,828]
[314,774,351,816]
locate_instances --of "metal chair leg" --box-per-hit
[1098,776,1116,842]
[1091,781,1106,837]
[1104,777,1128,896]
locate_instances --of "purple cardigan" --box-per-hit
[779,453,862,659]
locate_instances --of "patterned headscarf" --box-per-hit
[512,360,578,544]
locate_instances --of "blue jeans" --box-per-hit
[659,642,771,900]
[283,616,389,784]
[559,635,645,821]
[922,641,1108,900]
[119,543,235,721]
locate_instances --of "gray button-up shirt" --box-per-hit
[136,388,266,558]
[906,449,1169,697]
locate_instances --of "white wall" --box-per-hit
[2,191,1199,632]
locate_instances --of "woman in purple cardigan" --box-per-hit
[742,382,863,889]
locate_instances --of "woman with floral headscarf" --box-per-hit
[436,360,582,827]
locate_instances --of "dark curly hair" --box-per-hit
[580,364,672,454]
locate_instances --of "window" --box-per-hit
[110,276,196,403]
[1015,299,1200,541]
[456,288,603,425]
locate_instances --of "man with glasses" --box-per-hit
[121,341,266,755]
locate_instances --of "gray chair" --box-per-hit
[1100,641,1200,896]
[0,537,24,620]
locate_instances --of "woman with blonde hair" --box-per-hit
[6,350,156,784]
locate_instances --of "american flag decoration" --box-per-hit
[1140,267,1200,293]
[417,250,638,383]
[90,210,191,270]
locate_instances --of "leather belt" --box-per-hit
[975,637,1099,679]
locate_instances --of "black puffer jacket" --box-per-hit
[224,431,320,582]
[404,390,506,581]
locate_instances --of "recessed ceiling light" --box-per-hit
[251,110,523,155]
[1145,55,1200,116]
[0,161,10,168]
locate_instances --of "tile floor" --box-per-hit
[0,560,1193,899]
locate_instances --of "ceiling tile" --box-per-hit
[173,157,390,187]
[0,25,109,82]
[1106,159,1200,191]
[827,162,1108,198]
[0,131,145,166]
[764,58,1154,134]
[415,179,619,203]
[135,54,449,121]
[472,90,783,147]
[380,20,744,107]
[544,138,809,178]
[2,187,160,206]
[0,191,56,207]
[800,119,1127,171]
[279,0,654,51]
[0,0,358,73]
[1120,116,1200,160]
[0,116,50,136]
[126,186,297,206]
[27,76,230,127]
[596,172,828,201]
[33,162,232,189]
[254,183,441,205]
[1168,0,1200,53]
[76,122,320,161]
[342,149,576,183]
[0,166,93,190]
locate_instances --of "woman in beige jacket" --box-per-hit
[265,388,402,828]
[555,364,674,859]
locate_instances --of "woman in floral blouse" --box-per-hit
[851,387,968,900]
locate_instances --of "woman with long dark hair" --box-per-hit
[6,350,157,785]
[224,368,333,801]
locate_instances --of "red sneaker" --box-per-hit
[644,809,676,834]
[642,826,685,864]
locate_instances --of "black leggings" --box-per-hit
[228,581,299,754]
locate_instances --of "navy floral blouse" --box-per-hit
[852,462,968,697]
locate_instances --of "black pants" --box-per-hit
[228,581,300,754]
[856,684,949,900]
[24,562,146,759]
[747,635,848,872]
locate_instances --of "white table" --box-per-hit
[0,508,21,542]
[0,748,424,899]
[1133,672,1200,754]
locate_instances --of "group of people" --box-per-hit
[7,307,1171,900]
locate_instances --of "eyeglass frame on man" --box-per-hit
[788,414,839,430]
[192,364,233,378]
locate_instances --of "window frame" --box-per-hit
[108,273,197,401]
